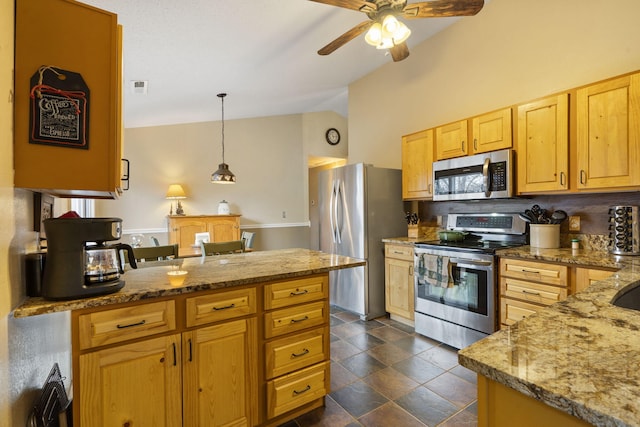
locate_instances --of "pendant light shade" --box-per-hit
[211,93,236,184]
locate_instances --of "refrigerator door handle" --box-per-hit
[335,179,343,244]
[330,180,339,243]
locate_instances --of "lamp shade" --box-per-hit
[211,163,236,184]
[166,184,186,199]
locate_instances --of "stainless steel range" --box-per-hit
[414,213,528,349]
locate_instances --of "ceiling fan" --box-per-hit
[309,0,484,62]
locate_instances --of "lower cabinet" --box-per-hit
[384,243,415,324]
[73,274,330,427]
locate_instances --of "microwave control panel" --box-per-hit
[490,162,507,191]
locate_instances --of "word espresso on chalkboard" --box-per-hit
[29,66,90,149]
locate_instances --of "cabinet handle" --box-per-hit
[409,265,414,276]
[212,303,235,311]
[291,348,310,358]
[473,138,478,151]
[290,289,309,296]
[123,422,132,427]
[116,319,146,329]
[560,171,566,186]
[521,289,541,296]
[172,343,177,366]
[461,140,465,151]
[520,268,541,275]
[580,170,586,184]
[292,385,311,396]
[121,158,130,191]
[188,338,193,362]
[290,315,309,324]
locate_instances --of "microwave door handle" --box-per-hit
[482,157,491,197]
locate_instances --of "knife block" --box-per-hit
[408,224,419,238]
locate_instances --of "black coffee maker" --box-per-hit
[42,217,137,300]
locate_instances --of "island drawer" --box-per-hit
[78,300,176,350]
[266,361,330,418]
[264,275,328,310]
[265,327,329,379]
[385,243,414,261]
[500,258,568,286]
[500,277,568,306]
[264,301,327,339]
[185,287,256,327]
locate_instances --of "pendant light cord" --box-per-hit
[218,93,226,163]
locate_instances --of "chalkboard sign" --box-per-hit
[29,66,90,149]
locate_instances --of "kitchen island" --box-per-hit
[459,246,640,427]
[13,248,365,427]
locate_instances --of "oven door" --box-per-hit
[414,250,496,334]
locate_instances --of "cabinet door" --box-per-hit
[517,95,569,193]
[436,120,468,160]
[402,129,434,199]
[384,257,415,320]
[573,268,614,294]
[79,335,182,427]
[14,0,122,198]
[576,73,640,189]
[471,108,512,154]
[208,216,241,242]
[183,318,258,427]
[171,218,207,249]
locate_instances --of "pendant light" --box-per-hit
[211,93,236,184]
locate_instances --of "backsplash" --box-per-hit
[403,191,640,251]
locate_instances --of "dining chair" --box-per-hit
[241,231,255,250]
[150,236,160,246]
[200,240,244,257]
[133,244,179,262]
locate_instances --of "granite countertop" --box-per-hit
[459,246,640,427]
[13,248,365,318]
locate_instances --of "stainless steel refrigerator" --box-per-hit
[318,163,405,320]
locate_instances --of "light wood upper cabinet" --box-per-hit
[402,129,434,200]
[436,108,512,160]
[576,72,640,190]
[14,0,123,198]
[517,94,569,193]
[471,108,513,155]
[436,120,469,160]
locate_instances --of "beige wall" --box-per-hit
[1,0,71,425]
[94,111,347,249]
[348,0,640,168]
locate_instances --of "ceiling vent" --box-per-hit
[130,80,148,95]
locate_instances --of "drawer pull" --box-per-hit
[290,315,309,324]
[212,303,236,311]
[290,289,309,296]
[116,319,146,329]
[522,290,541,296]
[292,385,311,396]
[520,268,541,275]
[291,348,310,358]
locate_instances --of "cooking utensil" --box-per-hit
[438,230,468,242]
[518,213,532,223]
[550,210,568,224]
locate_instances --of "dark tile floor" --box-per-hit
[279,306,478,427]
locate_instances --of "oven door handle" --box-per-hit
[449,258,493,269]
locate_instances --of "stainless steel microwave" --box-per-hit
[432,148,514,201]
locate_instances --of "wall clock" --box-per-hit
[325,128,340,145]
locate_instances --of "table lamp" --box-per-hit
[166,184,187,215]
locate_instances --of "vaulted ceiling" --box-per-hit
[83,0,477,128]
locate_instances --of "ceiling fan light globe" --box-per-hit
[393,23,411,44]
[376,37,395,50]
[365,22,383,46]
[382,14,400,34]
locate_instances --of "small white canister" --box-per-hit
[218,200,230,215]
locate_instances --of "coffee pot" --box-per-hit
[42,217,138,300]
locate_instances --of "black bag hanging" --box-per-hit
[29,65,90,149]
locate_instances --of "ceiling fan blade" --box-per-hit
[390,42,410,62]
[402,0,484,18]
[308,0,377,14]
[318,20,373,55]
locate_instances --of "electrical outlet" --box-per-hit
[569,216,580,231]
[282,211,286,219]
